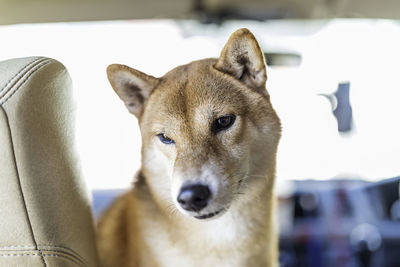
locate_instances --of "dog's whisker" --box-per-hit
[244,174,267,179]
[165,203,180,218]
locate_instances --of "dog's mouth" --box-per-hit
[189,177,244,220]
[175,175,244,220]
[194,208,225,220]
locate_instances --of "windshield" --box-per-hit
[2,19,399,189]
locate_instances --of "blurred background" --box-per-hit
[1,0,399,266]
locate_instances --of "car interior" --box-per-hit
[1,0,399,266]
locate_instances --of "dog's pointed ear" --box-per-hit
[107,64,159,118]
[215,28,267,93]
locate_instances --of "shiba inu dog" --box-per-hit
[97,28,281,267]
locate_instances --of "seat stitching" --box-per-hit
[0,57,46,97]
[0,57,43,94]
[0,106,48,267]
[0,251,87,267]
[0,245,88,265]
[0,59,53,105]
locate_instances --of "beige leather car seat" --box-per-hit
[0,57,99,266]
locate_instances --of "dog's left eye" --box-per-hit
[212,115,236,133]
[157,133,175,144]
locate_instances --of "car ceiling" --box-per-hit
[1,0,400,25]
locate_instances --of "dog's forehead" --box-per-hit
[151,59,247,118]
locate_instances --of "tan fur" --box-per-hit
[97,28,282,267]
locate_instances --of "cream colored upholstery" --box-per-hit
[0,57,99,266]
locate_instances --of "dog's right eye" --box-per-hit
[211,115,236,134]
[157,133,175,145]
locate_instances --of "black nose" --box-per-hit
[177,184,211,212]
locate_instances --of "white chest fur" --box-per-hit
[136,204,266,267]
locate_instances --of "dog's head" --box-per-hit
[107,29,281,220]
